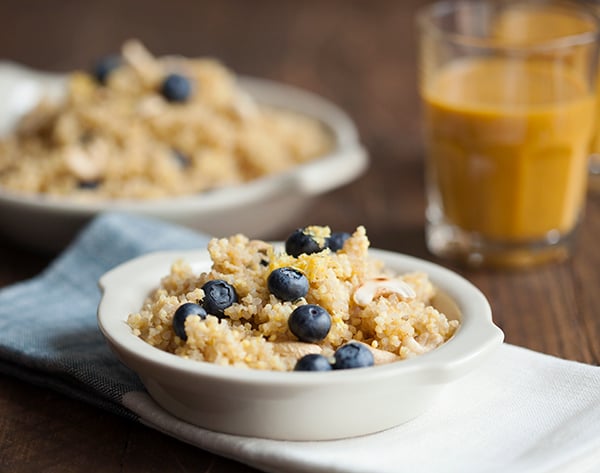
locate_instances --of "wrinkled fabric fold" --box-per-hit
[0,212,207,417]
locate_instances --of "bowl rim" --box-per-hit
[97,246,504,387]
[0,61,367,214]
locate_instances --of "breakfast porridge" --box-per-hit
[0,40,332,200]
[127,225,460,371]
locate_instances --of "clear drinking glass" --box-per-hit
[418,0,600,268]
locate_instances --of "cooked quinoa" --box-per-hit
[127,226,460,371]
[0,40,332,200]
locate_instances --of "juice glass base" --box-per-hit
[425,218,576,269]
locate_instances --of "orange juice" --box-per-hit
[493,3,600,189]
[423,57,595,241]
[493,6,597,45]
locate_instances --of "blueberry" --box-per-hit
[285,228,323,257]
[172,149,190,168]
[327,232,351,252]
[201,279,237,318]
[294,354,333,371]
[77,179,101,190]
[332,342,374,370]
[267,267,309,301]
[93,54,121,84]
[79,131,95,144]
[172,302,207,341]
[161,73,192,102]
[288,304,331,343]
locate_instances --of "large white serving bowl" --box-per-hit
[0,62,367,251]
[97,246,504,441]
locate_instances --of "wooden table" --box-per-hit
[1,1,599,471]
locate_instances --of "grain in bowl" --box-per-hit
[0,40,333,200]
[127,225,460,371]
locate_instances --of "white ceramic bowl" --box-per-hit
[0,62,367,251]
[98,247,504,441]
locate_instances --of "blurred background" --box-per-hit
[0,0,428,256]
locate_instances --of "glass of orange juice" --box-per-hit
[418,0,600,268]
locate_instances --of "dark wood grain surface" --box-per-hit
[1,1,599,472]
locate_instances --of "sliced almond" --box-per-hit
[353,277,416,307]
[416,332,444,351]
[65,144,108,181]
[355,341,400,365]
[231,90,259,120]
[122,39,163,86]
[136,95,165,118]
[272,341,322,360]
[403,336,426,355]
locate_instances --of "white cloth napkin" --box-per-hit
[1,213,599,473]
[124,343,600,473]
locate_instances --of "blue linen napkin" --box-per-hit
[0,212,209,419]
[1,212,600,473]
